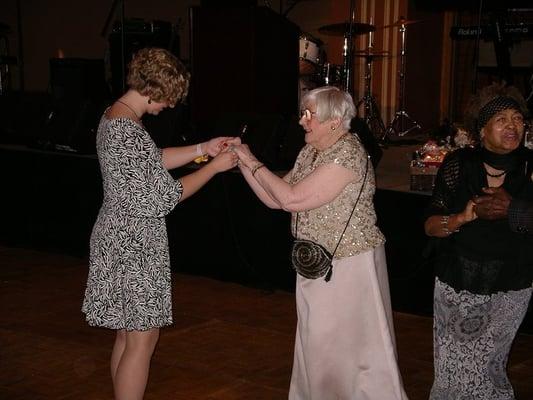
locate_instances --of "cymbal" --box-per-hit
[353,50,390,58]
[380,18,422,29]
[318,22,376,36]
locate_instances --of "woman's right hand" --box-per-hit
[204,137,241,157]
[208,149,238,173]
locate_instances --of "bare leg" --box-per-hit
[111,329,126,384]
[113,328,160,400]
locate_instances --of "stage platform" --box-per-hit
[376,143,425,193]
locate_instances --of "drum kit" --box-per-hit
[298,16,422,140]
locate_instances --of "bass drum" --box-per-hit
[299,34,322,76]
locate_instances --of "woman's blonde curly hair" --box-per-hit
[465,82,529,140]
[127,47,190,106]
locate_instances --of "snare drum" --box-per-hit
[299,35,321,75]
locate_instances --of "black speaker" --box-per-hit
[39,58,110,153]
[201,0,257,6]
[0,92,50,146]
[143,103,192,148]
[41,99,106,154]
[190,6,299,136]
[49,58,108,101]
[108,19,176,97]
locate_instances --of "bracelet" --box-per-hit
[196,143,204,156]
[440,215,460,236]
[251,163,265,177]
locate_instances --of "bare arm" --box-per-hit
[233,144,355,212]
[424,200,477,237]
[162,137,241,170]
[162,144,204,170]
[252,162,355,212]
[237,163,285,209]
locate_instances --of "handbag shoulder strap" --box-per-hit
[295,155,370,257]
[330,155,369,257]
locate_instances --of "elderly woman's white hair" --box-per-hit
[301,86,356,131]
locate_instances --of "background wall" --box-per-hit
[0,0,200,91]
[0,0,448,133]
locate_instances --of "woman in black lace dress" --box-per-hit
[424,83,533,400]
[82,48,239,400]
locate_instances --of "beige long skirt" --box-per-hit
[289,245,409,400]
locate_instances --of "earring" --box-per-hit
[148,99,152,104]
[331,125,336,131]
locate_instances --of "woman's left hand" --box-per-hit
[231,144,259,169]
[209,149,239,172]
[459,199,478,224]
[204,137,241,157]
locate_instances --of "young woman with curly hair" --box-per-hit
[82,48,239,400]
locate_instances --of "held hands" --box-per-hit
[205,137,243,172]
[473,187,512,220]
[208,148,239,173]
[461,199,478,223]
[229,144,259,170]
[204,137,241,157]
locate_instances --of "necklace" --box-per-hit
[485,168,506,178]
[116,100,140,119]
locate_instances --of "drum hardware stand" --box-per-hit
[342,0,357,96]
[382,20,421,141]
[317,1,375,96]
[356,51,386,139]
[101,0,126,95]
[526,71,533,103]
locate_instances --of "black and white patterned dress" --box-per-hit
[82,117,183,331]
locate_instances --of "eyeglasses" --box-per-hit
[300,109,317,121]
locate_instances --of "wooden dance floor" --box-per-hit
[1,245,532,400]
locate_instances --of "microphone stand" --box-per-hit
[101,0,126,95]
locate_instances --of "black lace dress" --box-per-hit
[425,147,533,400]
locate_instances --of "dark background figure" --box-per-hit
[351,116,383,168]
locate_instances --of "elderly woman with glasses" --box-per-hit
[231,86,408,400]
[424,83,533,400]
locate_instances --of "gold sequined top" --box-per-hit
[288,133,385,258]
